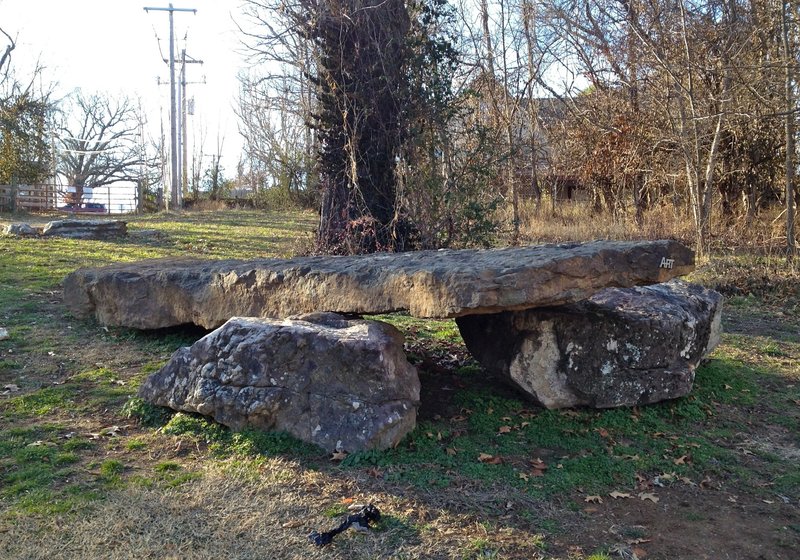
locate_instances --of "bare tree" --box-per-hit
[0,26,15,81]
[0,29,53,187]
[56,91,146,205]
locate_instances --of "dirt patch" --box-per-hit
[574,484,799,560]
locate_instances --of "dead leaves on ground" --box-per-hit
[637,492,660,503]
[585,490,659,505]
[477,453,503,465]
[609,491,632,499]
[330,450,348,462]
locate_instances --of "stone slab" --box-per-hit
[43,219,127,239]
[64,239,693,329]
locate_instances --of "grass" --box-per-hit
[1,207,799,559]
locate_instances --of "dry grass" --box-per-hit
[2,207,799,559]
[513,199,694,245]
[0,457,557,560]
[513,198,795,258]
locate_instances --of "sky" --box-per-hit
[0,0,250,179]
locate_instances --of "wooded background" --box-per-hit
[2,1,798,259]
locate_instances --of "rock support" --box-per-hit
[456,280,723,409]
[138,313,420,452]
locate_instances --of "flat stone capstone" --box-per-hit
[63,239,693,330]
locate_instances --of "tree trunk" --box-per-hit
[313,0,411,253]
[783,0,796,260]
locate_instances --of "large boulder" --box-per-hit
[456,280,723,409]
[64,239,693,329]
[138,313,420,453]
[43,219,127,240]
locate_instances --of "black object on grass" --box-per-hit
[308,503,381,546]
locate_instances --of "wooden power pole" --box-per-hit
[144,3,196,211]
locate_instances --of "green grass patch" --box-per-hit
[340,357,761,498]
[124,438,148,452]
[2,385,81,418]
[121,397,173,427]
[162,412,322,459]
[152,461,202,487]
[0,424,99,515]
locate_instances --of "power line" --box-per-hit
[144,3,197,211]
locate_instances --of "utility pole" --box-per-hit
[158,52,203,202]
[178,50,203,201]
[144,3,196,211]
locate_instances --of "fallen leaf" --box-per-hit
[501,416,513,422]
[2,384,19,392]
[628,538,652,545]
[584,495,603,504]
[609,491,632,499]
[621,454,640,461]
[763,499,775,504]
[478,453,502,464]
[450,415,467,422]
[724,384,732,390]
[366,467,382,478]
[101,425,123,437]
[700,476,715,489]
[530,458,547,470]
[341,497,354,504]
[426,432,435,439]
[638,492,659,503]
[521,421,530,428]
[486,407,494,415]
[596,428,610,438]
[519,472,530,481]
[330,451,348,461]
[560,410,581,418]
[498,425,512,434]
[673,455,690,465]
[281,520,304,529]
[446,447,457,456]
[633,546,648,558]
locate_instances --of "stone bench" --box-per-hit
[63,240,723,452]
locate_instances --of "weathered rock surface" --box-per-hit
[42,219,127,239]
[3,223,39,236]
[138,313,420,452]
[457,280,723,409]
[64,239,693,329]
